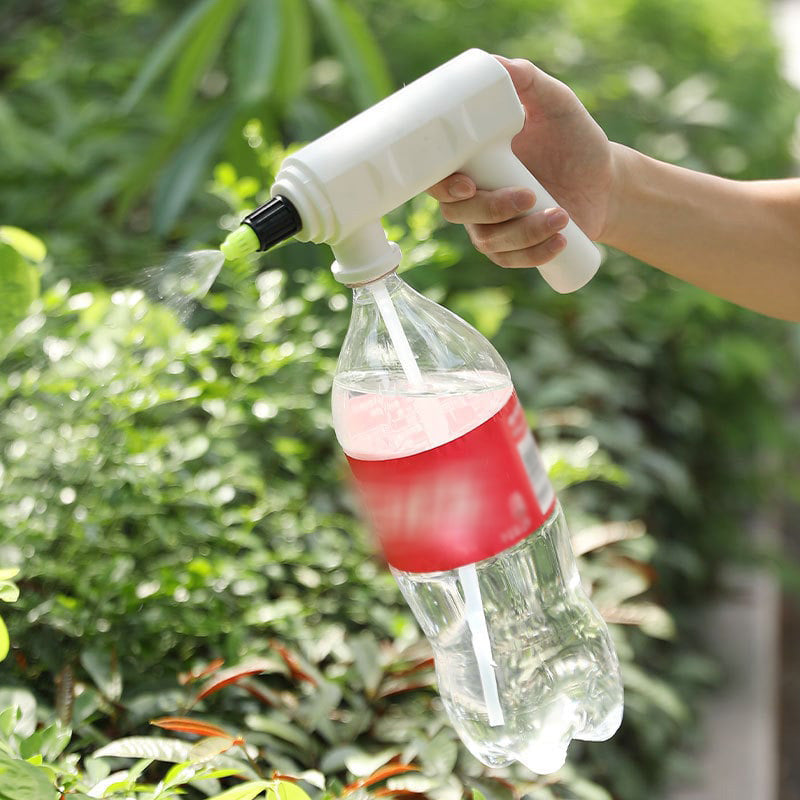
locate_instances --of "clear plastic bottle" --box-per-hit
[331,271,623,774]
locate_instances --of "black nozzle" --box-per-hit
[243,196,302,251]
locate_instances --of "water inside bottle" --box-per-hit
[393,507,623,773]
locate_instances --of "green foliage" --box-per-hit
[0,570,19,667]
[0,228,43,336]
[0,682,276,799]
[0,265,712,799]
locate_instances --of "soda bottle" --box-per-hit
[331,270,623,774]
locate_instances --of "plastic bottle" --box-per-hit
[331,271,623,774]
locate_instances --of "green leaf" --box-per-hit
[351,632,382,695]
[163,760,198,787]
[622,664,689,723]
[0,227,46,264]
[0,243,39,336]
[0,570,19,582]
[164,0,245,120]
[271,0,312,107]
[561,774,613,800]
[0,583,19,604]
[591,567,650,607]
[309,0,393,108]
[189,736,237,764]
[94,736,199,763]
[0,617,8,663]
[195,768,245,782]
[120,0,219,112]
[0,690,37,738]
[602,603,677,640]
[0,708,17,738]
[267,782,312,800]
[80,648,123,703]
[19,723,70,762]
[206,780,270,800]
[153,109,233,235]
[243,715,316,752]
[231,0,283,106]
[93,737,256,778]
[343,748,399,778]
[0,755,58,800]
[418,730,458,776]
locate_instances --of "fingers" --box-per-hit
[427,174,535,224]
[428,174,477,202]
[467,209,568,268]
[427,172,570,268]
[469,208,568,254]
[442,188,536,224]
[491,55,538,96]
[482,233,567,268]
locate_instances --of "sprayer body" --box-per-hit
[269,49,599,291]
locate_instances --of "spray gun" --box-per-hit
[220,48,600,290]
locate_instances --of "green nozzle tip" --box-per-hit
[220,224,260,262]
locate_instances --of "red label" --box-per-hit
[346,392,556,572]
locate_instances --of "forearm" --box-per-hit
[603,144,800,321]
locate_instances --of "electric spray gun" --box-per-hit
[219,49,622,774]
[220,48,599,288]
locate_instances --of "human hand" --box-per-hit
[428,56,617,268]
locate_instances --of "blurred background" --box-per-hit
[0,1,799,799]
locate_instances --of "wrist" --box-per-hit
[599,143,641,249]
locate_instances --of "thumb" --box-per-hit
[492,55,579,119]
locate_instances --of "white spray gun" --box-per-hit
[220,48,600,292]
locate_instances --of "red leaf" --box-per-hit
[179,657,225,686]
[150,716,234,740]
[271,640,318,686]
[194,658,284,702]
[344,765,419,793]
[271,771,299,782]
[239,679,279,707]
[487,777,516,793]
[377,681,435,699]
[390,658,434,678]
[614,555,659,586]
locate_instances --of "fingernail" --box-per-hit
[545,208,569,229]
[548,234,567,253]
[449,180,473,200]
[513,189,535,211]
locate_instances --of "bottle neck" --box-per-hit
[350,270,403,304]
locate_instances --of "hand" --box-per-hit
[428,56,617,268]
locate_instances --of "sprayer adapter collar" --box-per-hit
[243,196,302,251]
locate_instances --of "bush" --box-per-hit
[0,232,697,800]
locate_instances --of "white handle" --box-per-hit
[463,145,600,293]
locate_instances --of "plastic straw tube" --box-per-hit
[458,563,505,727]
[369,278,446,444]
[370,280,423,386]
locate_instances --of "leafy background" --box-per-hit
[0,1,799,799]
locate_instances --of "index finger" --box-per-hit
[427,173,477,202]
